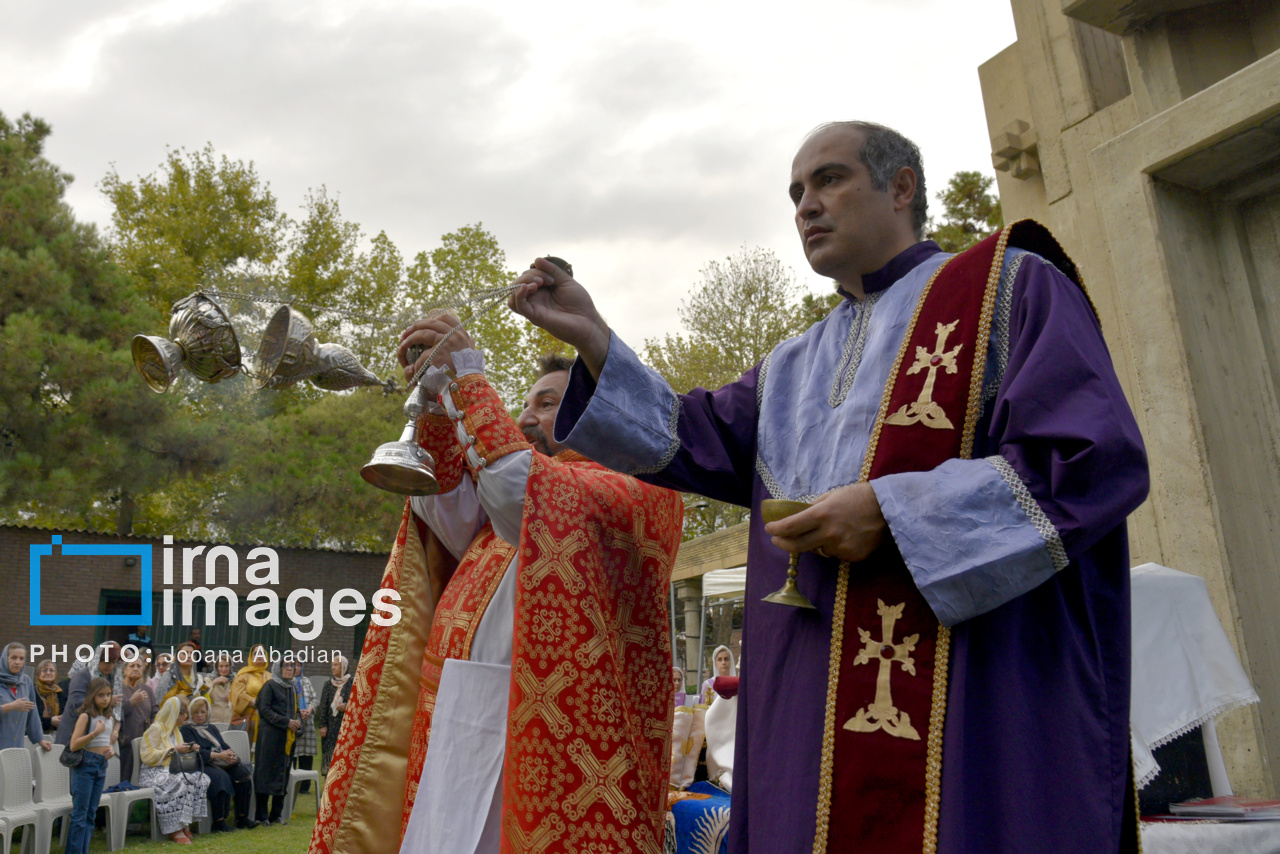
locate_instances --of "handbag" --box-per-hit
[169,747,203,775]
[59,746,85,768]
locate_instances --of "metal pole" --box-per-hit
[695,594,707,703]
[669,582,679,671]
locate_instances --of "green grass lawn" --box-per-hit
[9,776,322,854]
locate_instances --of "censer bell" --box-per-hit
[760,498,817,609]
[359,374,445,496]
[132,293,242,393]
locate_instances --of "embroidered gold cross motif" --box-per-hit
[843,599,921,741]
[563,739,637,822]
[511,659,577,739]
[885,319,962,430]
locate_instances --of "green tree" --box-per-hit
[926,170,1004,254]
[644,246,805,393]
[101,145,286,315]
[0,113,223,535]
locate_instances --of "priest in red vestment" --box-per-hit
[309,321,684,854]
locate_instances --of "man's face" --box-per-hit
[517,371,570,456]
[138,626,149,636]
[789,126,904,286]
[7,647,25,675]
[190,629,201,643]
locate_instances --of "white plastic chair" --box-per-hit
[100,754,159,850]
[282,767,319,824]
[213,722,230,733]
[0,747,47,854]
[27,743,72,850]
[220,730,255,805]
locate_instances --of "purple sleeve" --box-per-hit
[994,253,1149,556]
[871,253,1149,624]
[555,331,759,506]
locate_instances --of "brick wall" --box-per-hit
[1,525,392,674]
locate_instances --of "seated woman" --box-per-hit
[253,660,300,825]
[182,697,257,831]
[139,696,211,844]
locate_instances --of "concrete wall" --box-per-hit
[980,0,1280,796]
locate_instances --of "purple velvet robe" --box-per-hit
[555,241,1148,853]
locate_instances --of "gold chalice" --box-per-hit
[760,499,817,609]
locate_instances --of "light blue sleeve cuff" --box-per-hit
[557,331,681,475]
[452,348,486,377]
[871,456,1068,626]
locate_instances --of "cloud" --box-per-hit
[4,0,1016,346]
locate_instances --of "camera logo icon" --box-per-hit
[29,536,153,626]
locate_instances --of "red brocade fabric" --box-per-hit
[311,373,684,854]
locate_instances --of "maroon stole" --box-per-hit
[814,221,1086,852]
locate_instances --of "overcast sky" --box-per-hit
[2,0,1017,347]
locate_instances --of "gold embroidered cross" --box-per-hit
[521,520,588,594]
[563,739,637,823]
[885,319,962,430]
[511,659,577,739]
[844,599,921,741]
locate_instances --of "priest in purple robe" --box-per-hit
[508,121,1148,854]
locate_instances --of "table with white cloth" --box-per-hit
[1141,820,1280,854]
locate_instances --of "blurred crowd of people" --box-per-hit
[1,630,352,846]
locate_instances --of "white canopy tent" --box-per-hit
[702,566,746,600]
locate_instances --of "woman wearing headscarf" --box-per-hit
[181,696,257,832]
[314,655,351,774]
[672,666,687,707]
[119,657,157,784]
[56,643,123,747]
[291,662,318,792]
[700,645,737,705]
[156,642,211,705]
[1,642,52,750]
[139,696,210,844]
[33,659,63,735]
[230,644,270,746]
[207,658,235,725]
[253,659,300,825]
[149,652,172,695]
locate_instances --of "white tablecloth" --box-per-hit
[1141,821,1280,854]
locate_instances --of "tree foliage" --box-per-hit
[926,170,1003,254]
[0,113,222,535]
[93,143,556,547]
[644,246,806,393]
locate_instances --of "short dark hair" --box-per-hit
[808,121,928,239]
[537,353,574,378]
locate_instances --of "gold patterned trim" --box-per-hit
[922,625,951,854]
[811,561,850,854]
[959,226,1010,461]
